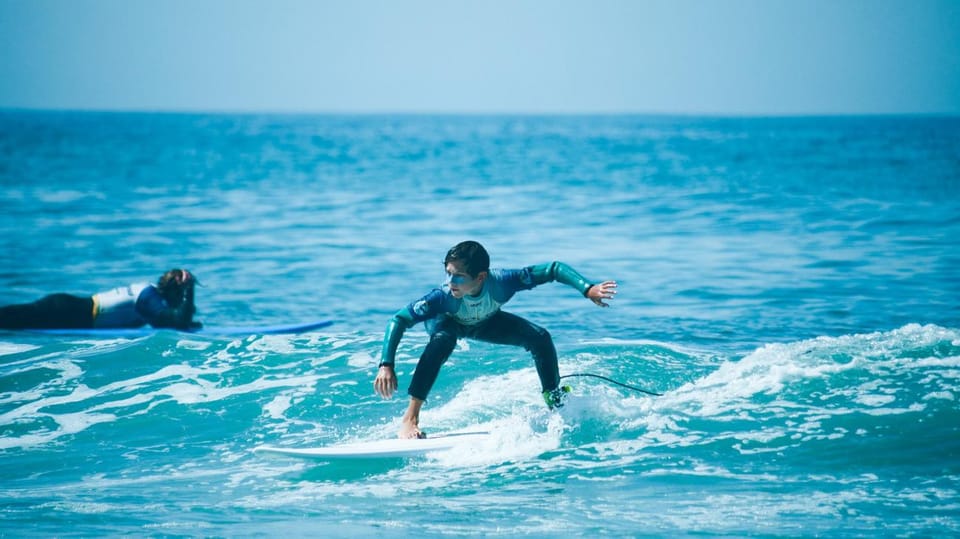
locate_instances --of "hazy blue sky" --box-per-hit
[1,0,958,115]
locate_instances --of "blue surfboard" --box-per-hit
[25,319,333,337]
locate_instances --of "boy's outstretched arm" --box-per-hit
[527,261,618,307]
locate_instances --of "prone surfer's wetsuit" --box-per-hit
[0,282,196,330]
[0,293,95,330]
[379,261,594,401]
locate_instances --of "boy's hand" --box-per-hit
[587,280,617,307]
[374,365,398,398]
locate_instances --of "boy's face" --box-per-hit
[445,261,486,298]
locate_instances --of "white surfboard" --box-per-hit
[255,431,491,460]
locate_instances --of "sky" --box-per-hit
[1,0,958,115]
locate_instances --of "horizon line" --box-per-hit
[2,106,958,120]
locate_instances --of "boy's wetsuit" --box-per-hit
[379,261,594,401]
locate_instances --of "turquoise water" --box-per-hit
[1,112,959,537]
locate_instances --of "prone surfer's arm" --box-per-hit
[163,281,198,329]
[138,283,198,329]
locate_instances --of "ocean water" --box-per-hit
[1,111,958,537]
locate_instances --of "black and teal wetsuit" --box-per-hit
[380,261,594,401]
[0,282,195,330]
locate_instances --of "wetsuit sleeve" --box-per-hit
[379,310,413,368]
[379,289,447,367]
[526,261,594,297]
[137,284,196,329]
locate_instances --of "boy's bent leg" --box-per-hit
[475,311,561,392]
[407,327,458,401]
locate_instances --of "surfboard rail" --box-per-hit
[255,431,491,460]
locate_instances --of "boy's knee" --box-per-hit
[530,325,552,346]
[429,331,457,349]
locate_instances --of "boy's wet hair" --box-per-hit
[445,241,490,277]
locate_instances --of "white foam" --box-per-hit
[0,352,325,450]
[854,393,896,407]
[347,350,375,367]
[577,337,712,356]
[428,415,563,467]
[161,372,320,405]
[53,411,117,434]
[263,395,292,419]
[0,342,40,356]
[176,339,212,351]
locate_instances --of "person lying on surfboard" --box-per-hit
[0,269,201,330]
[374,240,617,439]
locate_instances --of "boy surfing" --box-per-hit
[374,241,617,439]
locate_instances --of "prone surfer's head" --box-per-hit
[158,269,193,306]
